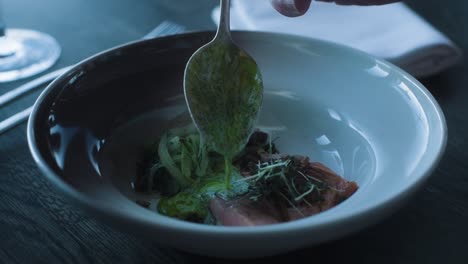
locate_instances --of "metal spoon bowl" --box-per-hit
[183,0,264,188]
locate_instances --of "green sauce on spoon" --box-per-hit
[183,0,263,190]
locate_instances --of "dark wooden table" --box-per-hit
[1,0,467,263]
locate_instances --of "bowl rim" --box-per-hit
[27,30,448,237]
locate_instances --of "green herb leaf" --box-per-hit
[158,133,188,187]
[180,142,192,181]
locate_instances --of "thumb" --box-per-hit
[270,0,312,17]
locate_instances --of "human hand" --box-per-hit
[270,0,400,17]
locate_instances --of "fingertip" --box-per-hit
[294,0,313,14]
[271,0,312,17]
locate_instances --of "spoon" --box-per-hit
[183,0,264,190]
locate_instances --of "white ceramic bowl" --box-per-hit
[27,31,447,259]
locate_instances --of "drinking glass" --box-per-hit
[0,1,60,83]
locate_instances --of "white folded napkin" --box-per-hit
[212,1,462,78]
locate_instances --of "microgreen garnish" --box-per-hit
[239,157,335,207]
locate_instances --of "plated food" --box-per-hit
[133,3,358,225]
[27,31,446,258]
[133,124,358,226]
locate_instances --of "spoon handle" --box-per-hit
[215,0,231,40]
